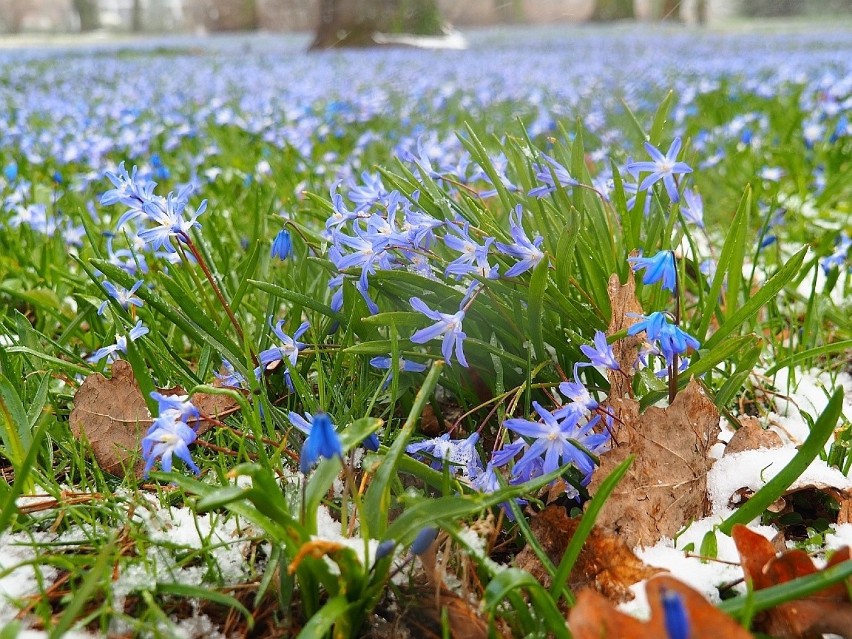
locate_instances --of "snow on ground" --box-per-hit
[621,367,852,617]
[0,495,258,639]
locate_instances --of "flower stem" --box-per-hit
[179,232,245,345]
[669,250,681,404]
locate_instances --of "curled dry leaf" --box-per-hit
[394,586,488,639]
[514,505,662,602]
[732,523,852,639]
[69,360,239,477]
[569,575,754,639]
[591,379,720,548]
[605,270,644,401]
[724,416,783,456]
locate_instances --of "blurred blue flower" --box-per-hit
[681,188,705,229]
[528,154,578,198]
[88,320,148,364]
[370,356,428,389]
[410,526,438,555]
[662,589,690,639]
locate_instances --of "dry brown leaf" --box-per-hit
[514,505,662,602]
[732,524,852,638]
[590,379,720,547]
[606,270,644,401]
[69,360,151,476]
[724,416,783,456]
[569,575,754,639]
[70,360,239,477]
[392,586,488,639]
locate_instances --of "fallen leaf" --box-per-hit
[69,360,151,476]
[70,361,239,477]
[605,271,643,401]
[514,505,662,602]
[402,586,488,639]
[569,575,754,638]
[590,379,720,547]
[732,524,852,638]
[725,416,783,456]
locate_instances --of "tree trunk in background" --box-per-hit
[132,0,143,32]
[311,0,444,49]
[0,0,27,33]
[660,0,681,20]
[591,0,634,21]
[73,0,100,31]
[696,0,707,24]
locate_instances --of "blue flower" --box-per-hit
[504,401,609,481]
[661,588,690,639]
[410,526,438,555]
[627,138,692,203]
[98,280,144,315]
[628,313,700,367]
[628,250,677,292]
[681,188,705,229]
[290,412,343,474]
[626,311,670,342]
[821,232,851,274]
[215,359,247,388]
[443,220,498,280]
[141,392,201,477]
[271,228,292,260]
[258,319,310,369]
[370,356,428,389]
[409,297,469,368]
[528,154,578,198]
[406,432,483,478]
[557,378,599,413]
[578,330,620,371]
[88,320,149,364]
[656,323,700,367]
[496,205,545,277]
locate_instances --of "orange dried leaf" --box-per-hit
[514,506,662,602]
[732,523,852,638]
[569,575,754,638]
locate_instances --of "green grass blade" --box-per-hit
[484,568,569,639]
[703,245,807,351]
[696,186,750,341]
[0,374,32,466]
[155,583,254,629]
[364,361,443,537]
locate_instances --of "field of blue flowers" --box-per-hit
[0,25,851,638]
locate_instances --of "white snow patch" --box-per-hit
[312,505,383,570]
[826,523,852,551]
[708,448,852,515]
[767,368,852,447]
